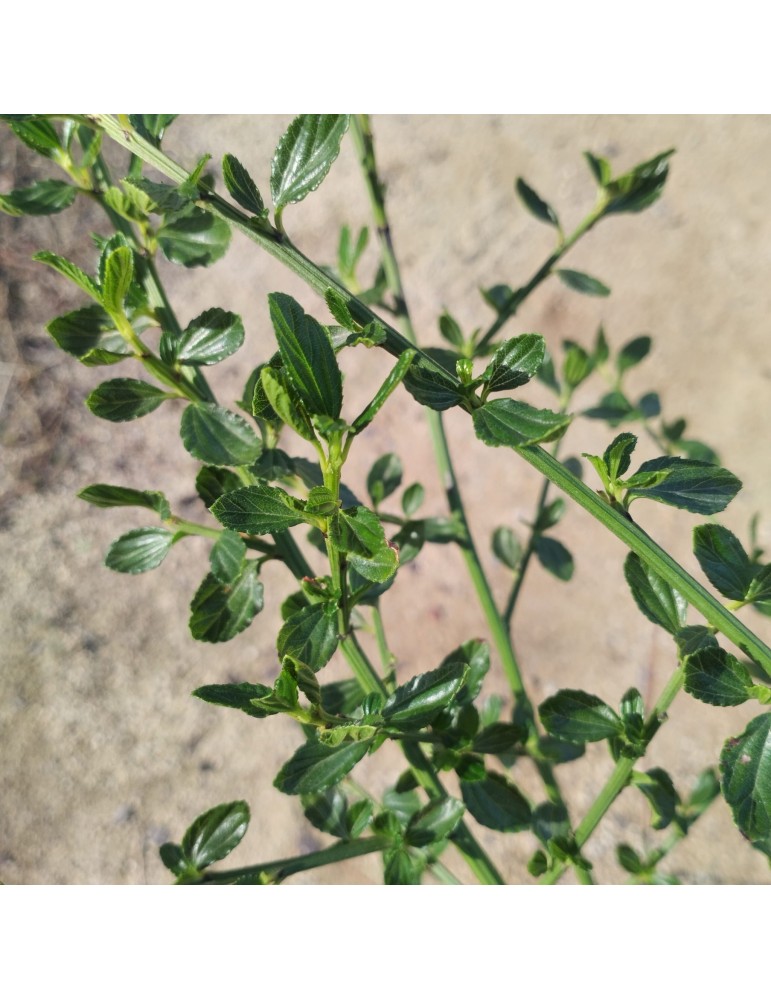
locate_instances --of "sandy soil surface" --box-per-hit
[2,115,770,884]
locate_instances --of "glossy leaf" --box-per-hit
[626,457,742,515]
[534,536,574,581]
[693,524,754,601]
[181,801,249,870]
[631,768,679,830]
[367,453,403,506]
[302,787,349,839]
[158,206,231,268]
[557,269,610,297]
[405,797,465,847]
[277,602,339,671]
[105,527,174,574]
[684,647,753,707]
[562,342,592,389]
[8,118,62,157]
[34,250,101,302]
[603,432,637,481]
[222,153,266,216]
[275,736,370,795]
[482,334,545,392]
[603,150,674,216]
[516,177,559,228]
[209,530,246,584]
[211,484,305,534]
[189,563,264,643]
[0,179,77,217]
[539,689,623,743]
[195,466,242,508]
[260,366,316,441]
[128,114,177,147]
[584,151,612,186]
[624,553,687,634]
[442,639,490,706]
[78,483,170,520]
[332,507,398,583]
[720,713,771,846]
[193,681,274,719]
[473,398,571,448]
[100,245,134,317]
[401,483,425,517]
[47,305,129,364]
[271,114,350,211]
[87,379,169,422]
[403,355,465,411]
[383,662,467,731]
[617,335,652,374]
[472,722,526,755]
[174,308,245,366]
[268,292,342,418]
[384,848,424,885]
[460,772,531,832]
[439,311,464,348]
[180,403,262,467]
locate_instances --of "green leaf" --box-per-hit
[492,526,521,570]
[534,536,574,581]
[403,355,465,411]
[259,366,315,441]
[180,403,262,467]
[557,269,610,297]
[685,647,753,707]
[617,335,652,374]
[159,842,188,877]
[86,379,169,422]
[584,151,612,186]
[460,772,531,832]
[277,602,339,672]
[405,797,465,847]
[173,308,245,365]
[533,498,565,532]
[268,293,342,418]
[625,457,742,515]
[515,178,559,228]
[720,713,771,846]
[367,453,402,506]
[332,507,399,583]
[100,246,134,317]
[34,250,101,302]
[302,787,349,839]
[616,844,644,875]
[383,662,467,731]
[401,483,425,517]
[209,530,247,584]
[624,552,687,634]
[562,342,592,389]
[193,682,274,719]
[158,206,231,268]
[211,484,305,534]
[181,801,249,871]
[8,118,62,157]
[472,722,526,755]
[128,114,177,147]
[384,848,424,885]
[441,639,490,706]
[473,398,571,448]
[189,563,264,643]
[482,334,545,393]
[693,524,754,601]
[0,179,77,217]
[47,305,129,364]
[438,311,464,348]
[539,689,623,743]
[271,114,350,212]
[222,153,266,216]
[631,768,679,830]
[351,350,415,434]
[584,390,638,426]
[105,527,174,574]
[603,149,674,216]
[78,483,170,520]
[603,432,638,481]
[747,565,771,612]
[275,736,370,795]
[195,466,243,508]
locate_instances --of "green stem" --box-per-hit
[200,835,391,883]
[540,661,686,884]
[475,204,606,353]
[89,115,771,676]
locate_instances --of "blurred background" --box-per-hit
[1,115,770,883]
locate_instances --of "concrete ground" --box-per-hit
[1,115,770,884]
